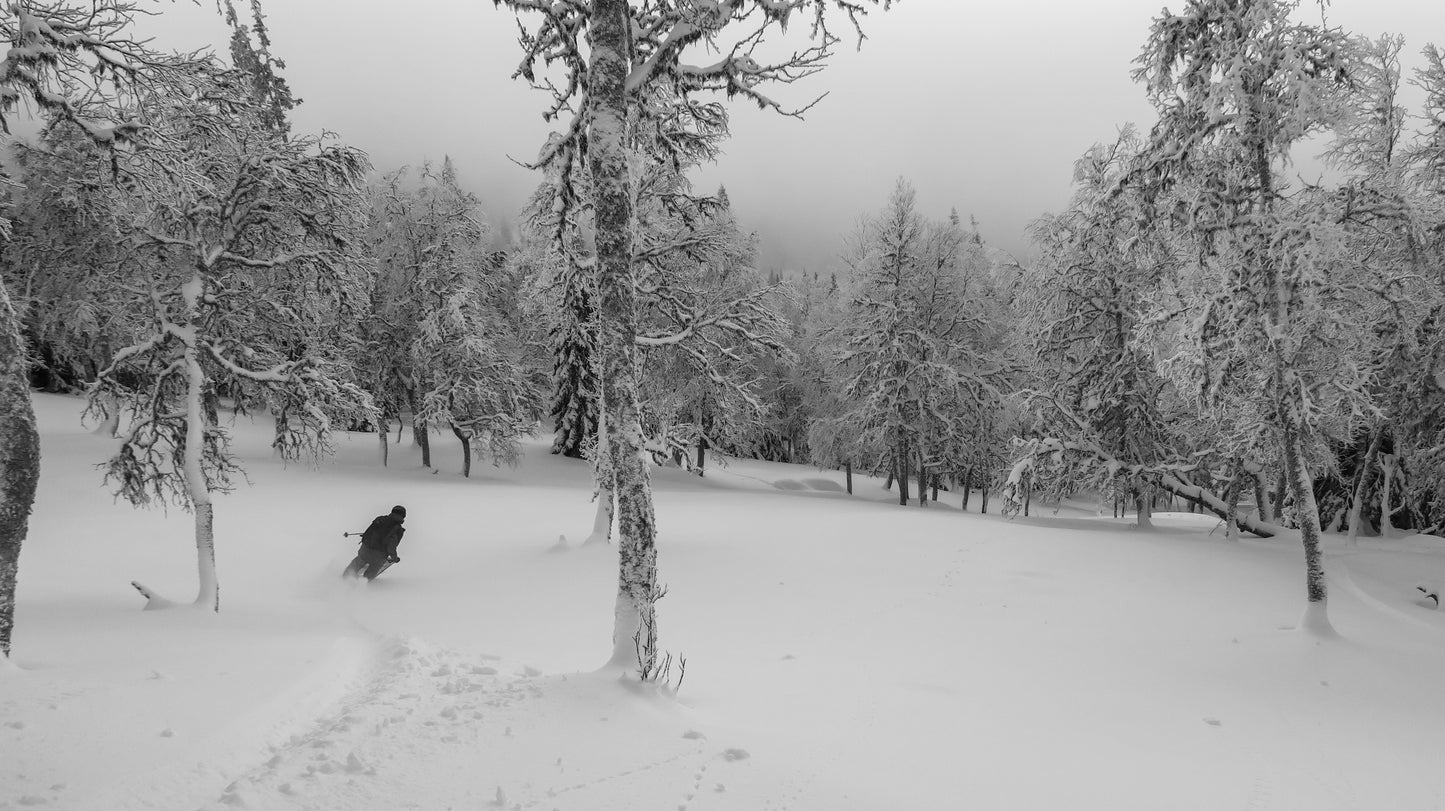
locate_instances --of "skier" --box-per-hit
[344,505,407,581]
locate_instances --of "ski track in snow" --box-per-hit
[194,632,752,811]
[204,635,522,810]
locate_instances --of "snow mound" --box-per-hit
[801,478,845,492]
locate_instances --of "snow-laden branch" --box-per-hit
[1002,435,1283,538]
[202,342,298,384]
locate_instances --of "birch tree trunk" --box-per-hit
[585,390,614,546]
[1253,472,1272,523]
[1379,453,1399,540]
[0,283,41,658]
[406,388,430,468]
[1133,487,1151,529]
[590,0,660,675]
[1223,471,1244,539]
[1276,371,1330,629]
[415,418,431,469]
[181,277,219,612]
[92,391,121,438]
[1346,429,1382,543]
[896,441,910,506]
[378,417,389,467]
[918,451,928,508]
[1273,468,1287,523]
[452,424,472,478]
[585,485,616,546]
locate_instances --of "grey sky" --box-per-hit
[146,1,1445,272]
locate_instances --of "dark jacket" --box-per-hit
[360,514,405,557]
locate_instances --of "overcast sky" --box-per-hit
[144,1,1445,272]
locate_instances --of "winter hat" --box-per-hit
[391,505,407,518]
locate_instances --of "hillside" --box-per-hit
[5,393,1445,810]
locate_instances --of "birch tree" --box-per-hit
[1015,130,1180,526]
[1321,34,1418,539]
[633,172,788,470]
[1341,40,1445,536]
[1129,0,1355,631]
[0,0,199,657]
[493,0,894,676]
[830,181,1002,506]
[367,161,542,475]
[91,81,373,611]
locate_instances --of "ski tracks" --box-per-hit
[204,637,540,809]
[201,637,758,811]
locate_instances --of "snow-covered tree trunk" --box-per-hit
[91,391,121,438]
[1223,473,1244,539]
[1276,382,1328,618]
[896,442,910,506]
[590,0,660,675]
[584,388,616,547]
[1254,472,1273,524]
[414,419,431,469]
[1346,430,1382,543]
[180,276,219,612]
[1379,452,1399,539]
[918,450,928,508]
[451,424,472,478]
[404,387,430,467]
[0,283,41,658]
[584,485,616,546]
[378,420,389,467]
[1132,482,1156,529]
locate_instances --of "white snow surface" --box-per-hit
[7,393,1445,809]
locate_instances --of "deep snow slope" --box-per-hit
[6,393,1445,810]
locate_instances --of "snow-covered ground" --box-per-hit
[6,392,1445,810]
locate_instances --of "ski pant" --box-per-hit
[344,545,389,581]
